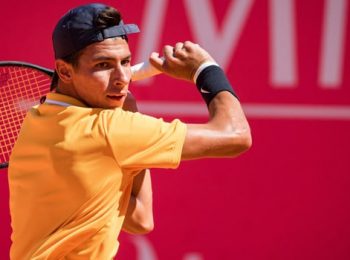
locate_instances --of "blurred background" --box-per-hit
[1,0,349,259]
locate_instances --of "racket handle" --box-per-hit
[131,58,164,81]
[0,162,8,169]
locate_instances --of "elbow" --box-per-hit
[123,216,154,235]
[229,128,252,157]
[131,219,154,235]
[241,129,253,152]
[135,218,155,234]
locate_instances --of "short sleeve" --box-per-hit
[101,109,187,170]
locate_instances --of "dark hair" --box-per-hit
[51,6,125,90]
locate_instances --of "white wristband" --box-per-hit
[193,61,220,83]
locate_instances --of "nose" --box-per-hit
[112,65,130,87]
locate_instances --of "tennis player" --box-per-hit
[8,3,252,259]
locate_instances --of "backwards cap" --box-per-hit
[52,3,140,59]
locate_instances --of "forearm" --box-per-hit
[149,41,252,160]
[207,92,251,153]
[183,92,251,160]
[121,82,154,233]
[183,63,251,159]
[122,169,154,234]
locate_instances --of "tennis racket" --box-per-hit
[0,60,162,169]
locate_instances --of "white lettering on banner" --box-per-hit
[134,0,169,86]
[183,253,204,260]
[127,235,204,260]
[318,0,348,88]
[269,0,297,87]
[133,0,348,90]
[129,236,158,260]
[184,0,254,69]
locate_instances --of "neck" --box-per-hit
[56,82,76,96]
[55,83,88,106]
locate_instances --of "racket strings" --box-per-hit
[0,66,51,164]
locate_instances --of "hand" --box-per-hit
[122,91,138,112]
[149,41,215,82]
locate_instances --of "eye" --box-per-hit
[121,59,131,66]
[95,62,110,69]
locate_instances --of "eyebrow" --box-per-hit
[92,54,132,62]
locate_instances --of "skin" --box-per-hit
[55,37,252,234]
[121,169,154,234]
[150,41,252,159]
[120,92,154,234]
[55,37,132,109]
[55,37,154,234]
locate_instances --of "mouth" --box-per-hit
[106,93,127,101]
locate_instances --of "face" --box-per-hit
[69,37,132,109]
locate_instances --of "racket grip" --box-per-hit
[0,162,8,169]
[131,58,164,81]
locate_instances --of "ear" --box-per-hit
[55,60,74,84]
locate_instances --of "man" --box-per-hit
[8,3,251,259]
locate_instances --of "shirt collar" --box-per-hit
[43,93,87,107]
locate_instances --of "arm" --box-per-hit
[122,169,154,234]
[183,92,251,160]
[150,41,252,160]
[121,93,154,234]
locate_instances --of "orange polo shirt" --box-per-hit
[9,93,186,259]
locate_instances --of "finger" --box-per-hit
[174,42,189,59]
[173,42,184,56]
[183,41,199,52]
[183,40,193,47]
[163,45,176,61]
[149,52,164,71]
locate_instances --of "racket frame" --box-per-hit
[0,61,53,169]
